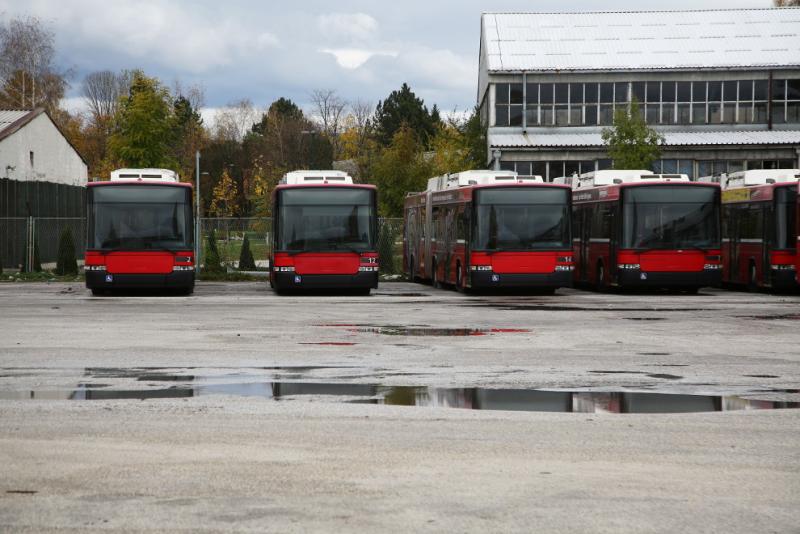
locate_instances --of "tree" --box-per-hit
[210,168,239,217]
[370,125,432,217]
[170,94,206,181]
[309,89,348,159]
[373,83,440,148]
[238,234,256,271]
[774,0,800,5]
[0,16,68,113]
[462,106,488,169]
[203,229,223,273]
[601,99,664,170]
[108,71,176,168]
[213,98,258,143]
[82,70,131,124]
[55,227,77,276]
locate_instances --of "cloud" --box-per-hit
[319,48,398,70]
[316,13,379,43]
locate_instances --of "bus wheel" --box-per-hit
[747,262,758,292]
[595,262,606,292]
[455,263,465,293]
[91,288,105,297]
[409,256,416,283]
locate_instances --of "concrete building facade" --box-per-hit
[478,8,800,181]
[0,108,87,187]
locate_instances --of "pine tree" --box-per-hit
[204,229,223,273]
[238,234,256,271]
[55,227,77,276]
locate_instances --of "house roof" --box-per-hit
[490,130,800,149]
[482,8,800,73]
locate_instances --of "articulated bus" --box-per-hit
[404,170,573,292]
[565,170,721,292]
[85,169,195,295]
[710,169,798,291]
[269,170,378,295]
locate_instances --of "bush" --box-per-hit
[204,229,224,273]
[238,234,257,271]
[55,228,78,276]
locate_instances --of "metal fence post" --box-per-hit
[26,216,34,272]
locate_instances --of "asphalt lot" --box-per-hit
[1,281,799,532]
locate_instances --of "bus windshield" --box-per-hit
[775,185,797,250]
[472,188,571,250]
[89,186,193,250]
[622,186,719,250]
[277,188,376,252]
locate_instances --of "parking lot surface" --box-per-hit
[1,282,799,532]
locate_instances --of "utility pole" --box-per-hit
[195,150,201,272]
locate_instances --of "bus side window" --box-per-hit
[572,206,581,237]
[721,205,730,240]
[457,207,466,242]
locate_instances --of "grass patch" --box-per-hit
[0,271,84,283]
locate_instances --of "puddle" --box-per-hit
[351,327,530,337]
[299,342,358,346]
[372,292,429,297]
[625,318,666,321]
[739,314,800,321]
[1,381,797,414]
[460,303,712,313]
[743,374,780,379]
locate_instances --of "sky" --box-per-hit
[0,0,773,122]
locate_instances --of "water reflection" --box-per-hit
[2,381,797,414]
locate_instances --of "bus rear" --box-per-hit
[270,171,378,294]
[468,185,573,290]
[85,169,195,295]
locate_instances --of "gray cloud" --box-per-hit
[1,0,768,114]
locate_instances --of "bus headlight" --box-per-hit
[703,264,723,270]
[275,266,295,272]
[84,265,106,271]
[470,265,492,271]
[173,265,195,271]
[554,265,574,272]
[770,264,795,271]
[358,266,379,272]
[617,264,640,270]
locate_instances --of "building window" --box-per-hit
[29,151,34,168]
[494,83,523,126]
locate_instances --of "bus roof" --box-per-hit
[110,168,179,182]
[88,180,192,188]
[281,170,354,185]
[570,170,690,190]
[426,170,542,192]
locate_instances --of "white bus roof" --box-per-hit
[426,170,542,191]
[723,169,800,188]
[281,170,353,185]
[110,168,179,182]
[574,170,689,189]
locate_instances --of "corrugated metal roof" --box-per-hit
[483,9,800,72]
[490,130,800,148]
[0,110,32,134]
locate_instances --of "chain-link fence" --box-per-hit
[1,215,404,274]
[0,217,85,270]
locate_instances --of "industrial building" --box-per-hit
[478,8,800,180]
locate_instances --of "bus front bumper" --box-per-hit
[86,271,195,290]
[469,270,573,289]
[769,267,798,290]
[616,269,722,288]
[272,271,378,290]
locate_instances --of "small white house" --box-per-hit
[0,108,88,186]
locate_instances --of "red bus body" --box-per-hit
[571,181,722,290]
[404,181,574,291]
[721,182,798,290]
[269,182,379,293]
[85,180,195,294]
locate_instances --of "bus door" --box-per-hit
[445,206,455,283]
[423,194,433,279]
[728,206,741,282]
[580,207,591,282]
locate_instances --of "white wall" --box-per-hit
[0,113,88,186]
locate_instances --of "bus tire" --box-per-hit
[455,263,465,293]
[595,262,606,292]
[409,256,416,283]
[91,288,105,297]
[747,261,758,292]
[176,286,194,296]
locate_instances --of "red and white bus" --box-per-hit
[404,170,573,292]
[567,170,721,292]
[269,170,378,294]
[715,169,799,291]
[85,169,195,295]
